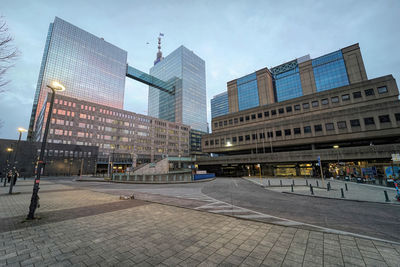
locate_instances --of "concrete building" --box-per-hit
[227,44,366,113]
[34,93,190,172]
[0,139,98,177]
[148,46,208,133]
[211,92,229,119]
[200,44,400,178]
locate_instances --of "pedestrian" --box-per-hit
[7,170,12,183]
[13,170,19,186]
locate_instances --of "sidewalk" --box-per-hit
[1,180,400,266]
[246,177,400,204]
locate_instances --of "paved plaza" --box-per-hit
[1,179,400,266]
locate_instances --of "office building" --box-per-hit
[148,46,208,133]
[28,17,128,140]
[199,44,400,178]
[227,44,366,113]
[211,92,229,119]
[34,93,190,171]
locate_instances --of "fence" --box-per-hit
[112,171,192,183]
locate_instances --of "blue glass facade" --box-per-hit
[211,92,228,118]
[149,46,207,132]
[237,73,259,111]
[274,67,303,102]
[312,50,349,92]
[29,17,127,140]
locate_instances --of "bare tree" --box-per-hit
[0,16,18,93]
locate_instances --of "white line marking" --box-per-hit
[236,214,274,219]
[210,209,248,213]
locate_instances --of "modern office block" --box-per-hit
[226,43,367,113]
[148,46,208,133]
[35,93,190,167]
[28,17,128,140]
[211,92,229,119]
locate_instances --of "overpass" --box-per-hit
[126,65,177,95]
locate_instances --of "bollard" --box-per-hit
[310,184,314,195]
[341,188,345,198]
[268,180,271,187]
[316,180,319,187]
[291,184,294,192]
[306,179,308,186]
[327,182,330,191]
[345,183,348,191]
[280,180,282,187]
[384,191,390,202]
[292,179,295,186]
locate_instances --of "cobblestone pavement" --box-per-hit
[246,178,400,204]
[1,180,400,266]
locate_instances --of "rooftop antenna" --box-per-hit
[154,33,164,65]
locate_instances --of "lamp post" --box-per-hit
[3,147,13,186]
[9,127,27,194]
[27,81,65,220]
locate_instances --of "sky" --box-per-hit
[0,0,399,140]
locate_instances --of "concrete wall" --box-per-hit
[133,158,169,175]
[256,68,275,106]
[342,43,368,84]
[299,60,317,95]
[227,80,239,113]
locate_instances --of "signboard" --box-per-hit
[317,156,321,166]
[392,154,400,162]
[385,166,400,178]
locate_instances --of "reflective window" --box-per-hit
[395,113,400,121]
[350,119,360,127]
[314,124,322,132]
[353,91,362,98]
[312,101,319,107]
[325,123,335,131]
[378,86,388,94]
[271,110,277,115]
[237,73,259,111]
[284,129,291,136]
[342,94,350,101]
[312,50,349,92]
[364,117,375,125]
[321,98,329,105]
[211,92,229,118]
[379,115,390,123]
[286,106,292,112]
[304,126,311,133]
[337,121,347,129]
[303,103,310,109]
[276,130,282,137]
[365,89,375,96]
[264,111,269,117]
[275,67,303,102]
[257,113,262,118]
[278,108,284,114]
[294,128,301,134]
[294,104,301,111]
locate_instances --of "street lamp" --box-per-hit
[27,81,65,220]
[9,127,27,194]
[3,147,13,186]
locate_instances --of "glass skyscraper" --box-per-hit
[211,92,229,118]
[28,17,128,140]
[148,46,207,132]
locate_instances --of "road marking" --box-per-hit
[234,181,238,187]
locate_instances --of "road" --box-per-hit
[56,177,400,243]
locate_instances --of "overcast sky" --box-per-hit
[0,0,399,139]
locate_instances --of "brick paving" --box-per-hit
[1,180,400,266]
